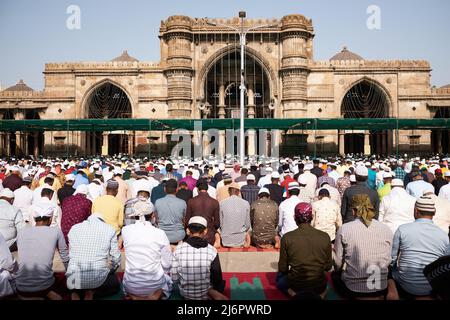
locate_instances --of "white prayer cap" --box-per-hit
[355,165,368,177]
[382,172,393,179]
[133,179,150,194]
[391,179,404,187]
[350,175,356,182]
[74,184,89,196]
[188,216,207,228]
[131,200,154,217]
[66,174,75,181]
[113,167,123,175]
[42,183,54,191]
[258,187,270,195]
[246,174,256,181]
[0,188,15,198]
[445,171,450,178]
[271,172,280,179]
[364,162,371,166]
[298,176,308,185]
[265,167,273,173]
[218,163,225,171]
[33,202,55,218]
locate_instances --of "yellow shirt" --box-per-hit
[39,176,62,191]
[92,194,124,235]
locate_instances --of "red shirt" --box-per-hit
[61,194,92,244]
[281,175,295,198]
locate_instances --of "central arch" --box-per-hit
[83,80,134,155]
[340,78,393,155]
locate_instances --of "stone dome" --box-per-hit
[330,46,364,61]
[3,79,34,92]
[111,50,138,62]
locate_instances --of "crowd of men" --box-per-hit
[0,154,449,300]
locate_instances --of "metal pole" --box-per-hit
[239,11,246,166]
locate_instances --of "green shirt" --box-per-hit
[377,183,392,201]
[278,224,332,293]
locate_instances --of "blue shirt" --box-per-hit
[73,173,89,189]
[391,219,449,296]
[367,169,376,190]
[405,180,435,199]
[154,194,186,243]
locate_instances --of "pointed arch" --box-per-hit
[196,44,278,100]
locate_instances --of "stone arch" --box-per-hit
[196,44,278,100]
[338,77,393,117]
[80,78,135,119]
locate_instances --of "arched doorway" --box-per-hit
[84,81,133,155]
[2,110,16,156]
[202,50,273,156]
[25,110,44,157]
[341,80,392,155]
[431,107,450,154]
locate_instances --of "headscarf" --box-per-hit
[352,194,375,227]
[294,202,313,224]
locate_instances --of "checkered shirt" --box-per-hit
[66,215,121,290]
[171,242,218,300]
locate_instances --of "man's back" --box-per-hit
[185,193,219,245]
[155,194,186,243]
[392,219,449,296]
[438,183,450,202]
[122,221,172,295]
[219,195,250,247]
[0,199,24,247]
[66,215,120,290]
[16,226,68,292]
[335,219,393,292]
[341,182,379,223]
[92,195,124,235]
[432,178,447,196]
[311,197,341,241]
[278,196,301,236]
[61,194,92,243]
[264,183,284,205]
[250,198,278,246]
[379,188,415,234]
[240,184,260,205]
[406,180,434,198]
[279,224,331,292]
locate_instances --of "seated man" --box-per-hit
[154,179,186,245]
[277,203,331,299]
[333,194,393,300]
[15,203,69,300]
[0,188,25,252]
[387,195,449,300]
[171,217,227,300]
[124,184,154,226]
[66,213,121,300]
[219,183,251,248]
[311,189,342,243]
[250,187,280,249]
[0,233,17,298]
[122,201,172,300]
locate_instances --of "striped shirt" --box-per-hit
[334,218,393,293]
[219,195,251,247]
[240,184,260,205]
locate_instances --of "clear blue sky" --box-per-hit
[1,0,449,90]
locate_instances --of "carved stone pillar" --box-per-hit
[247,84,256,156]
[34,132,39,158]
[162,16,194,118]
[339,131,345,155]
[102,133,109,156]
[280,14,314,118]
[364,131,371,155]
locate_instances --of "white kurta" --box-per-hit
[379,188,416,234]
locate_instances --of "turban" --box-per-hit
[352,194,375,227]
[294,202,313,224]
